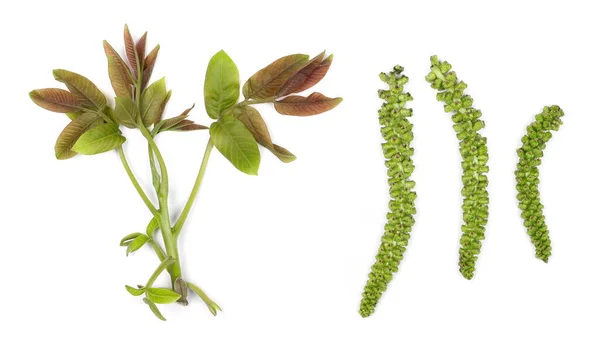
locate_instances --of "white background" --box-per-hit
[1,0,598,343]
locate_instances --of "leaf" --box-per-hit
[136,32,147,68]
[174,277,189,305]
[146,217,159,237]
[125,285,145,296]
[123,24,139,78]
[73,122,126,155]
[169,120,208,132]
[142,45,160,90]
[188,282,222,316]
[54,112,103,159]
[146,288,181,304]
[232,106,295,163]
[66,112,82,120]
[210,116,260,175]
[120,232,144,246]
[204,50,240,119]
[274,92,342,116]
[103,40,133,98]
[126,234,149,256]
[156,90,172,125]
[30,88,80,113]
[52,69,107,109]
[277,52,333,96]
[141,78,168,127]
[242,54,309,100]
[157,104,194,132]
[113,97,139,128]
[143,298,166,321]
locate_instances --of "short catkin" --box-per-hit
[359,66,417,317]
[515,105,564,262]
[426,56,489,280]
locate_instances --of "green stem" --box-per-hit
[117,146,157,215]
[173,139,214,236]
[145,257,175,288]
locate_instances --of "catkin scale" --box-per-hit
[515,105,564,262]
[426,56,490,280]
[359,66,417,318]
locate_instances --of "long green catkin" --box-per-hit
[515,105,564,262]
[425,56,489,280]
[359,66,417,318]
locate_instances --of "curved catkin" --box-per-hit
[359,66,417,318]
[425,56,489,280]
[515,105,564,262]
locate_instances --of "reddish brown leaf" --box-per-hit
[279,53,333,97]
[170,120,208,132]
[142,45,160,90]
[123,24,139,78]
[103,40,134,98]
[54,112,103,159]
[232,105,296,162]
[274,92,342,116]
[53,69,107,109]
[30,88,80,113]
[242,54,309,100]
[136,32,147,66]
[158,104,195,132]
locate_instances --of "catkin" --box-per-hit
[425,56,489,280]
[515,105,564,262]
[359,66,417,317]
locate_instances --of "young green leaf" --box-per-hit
[204,50,240,119]
[242,54,309,100]
[143,298,166,321]
[146,288,181,304]
[54,112,103,159]
[30,88,80,113]
[113,97,139,128]
[140,78,168,126]
[146,217,159,237]
[72,123,126,155]
[66,112,82,120]
[274,92,342,116]
[53,69,107,109]
[231,105,295,163]
[123,24,139,78]
[126,234,149,256]
[125,285,145,296]
[188,282,222,316]
[277,52,332,97]
[142,45,160,90]
[210,116,260,175]
[103,40,134,98]
[120,232,144,247]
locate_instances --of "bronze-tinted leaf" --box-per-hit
[170,120,208,132]
[232,105,296,163]
[274,92,342,116]
[123,24,139,78]
[103,40,134,98]
[242,54,309,100]
[54,112,103,159]
[155,90,172,125]
[53,69,107,109]
[136,32,147,67]
[113,97,139,129]
[30,88,80,113]
[278,53,333,97]
[142,45,160,90]
[157,104,195,132]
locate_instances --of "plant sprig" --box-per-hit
[30,25,342,321]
